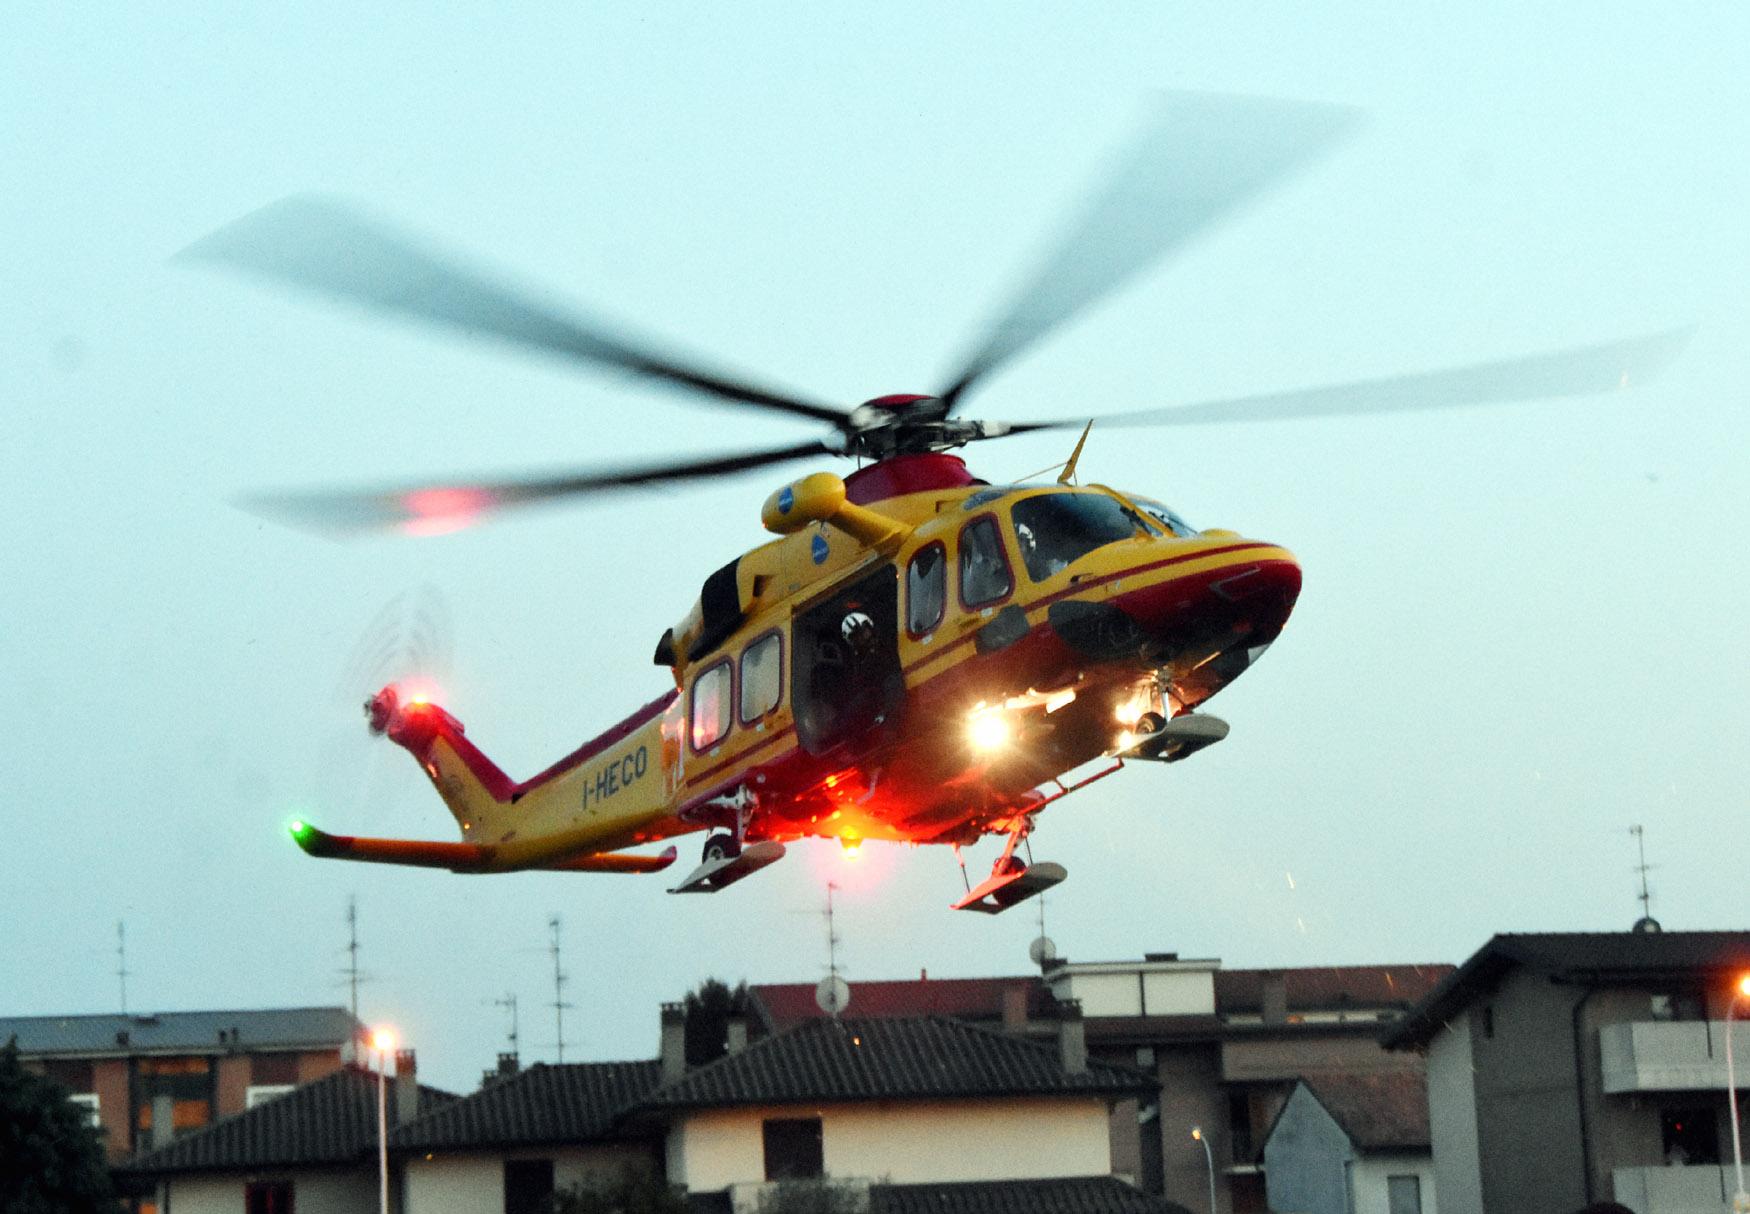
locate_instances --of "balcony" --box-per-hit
[1600,1020,1750,1094]
[1612,1164,1740,1214]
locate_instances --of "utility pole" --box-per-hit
[548,916,572,1062]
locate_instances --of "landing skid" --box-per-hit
[951,861,1067,914]
[1123,713,1229,763]
[668,840,786,894]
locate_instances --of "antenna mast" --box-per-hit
[116,921,130,1015]
[548,915,573,1062]
[494,992,520,1063]
[812,883,851,1018]
[344,895,363,1021]
[1629,824,1660,930]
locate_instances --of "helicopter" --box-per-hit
[189,94,1686,913]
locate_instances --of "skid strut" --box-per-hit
[951,817,1066,915]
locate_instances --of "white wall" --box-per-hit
[669,1096,1111,1192]
[404,1146,656,1214]
[1350,1152,1437,1214]
[1425,1013,1481,1214]
[162,1171,375,1214]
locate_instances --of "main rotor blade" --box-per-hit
[240,439,837,536]
[988,327,1693,437]
[182,197,852,427]
[938,93,1359,411]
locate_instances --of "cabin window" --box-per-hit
[690,660,733,750]
[763,1116,824,1180]
[740,632,783,722]
[906,543,946,635]
[958,516,1012,608]
[1011,492,1146,581]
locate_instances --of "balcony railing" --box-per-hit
[1600,1020,1750,1094]
[1612,1164,1738,1214]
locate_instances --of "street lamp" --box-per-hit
[371,1027,396,1214]
[1191,1126,1217,1214]
[1726,976,1750,1214]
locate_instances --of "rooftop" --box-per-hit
[394,1060,662,1150]
[118,1064,456,1175]
[750,977,1053,1032]
[640,1015,1154,1112]
[1384,931,1750,1049]
[0,1007,363,1057]
[1294,1073,1430,1151]
[869,1176,1193,1214]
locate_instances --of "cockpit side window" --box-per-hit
[1133,498,1198,538]
[906,543,946,636]
[689,660,733,751]
[1011,492,1147,582]
[958,516,1013,608]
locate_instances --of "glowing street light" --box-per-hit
[1190,1126,1217,1214]
[370,1026,396,1214]
[1726,975,1750,1213]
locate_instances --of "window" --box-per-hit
[252,1054,299,1085]
[1386,1175,1422,1214]
[1661,1106,1720,1165]
[763,1116,824,1180]
[1131,496,1199,538]
[66,1092,100,1128]
[1011,492,1146,581]
[245,1181,294,1214]
[133,1056,214,1148]
[740,632,783,722]
[906,543,946,636]
[689,660,732,750]
[957,516,1012,608]
[246,1084,295,1109]
[504,1159,555,1214]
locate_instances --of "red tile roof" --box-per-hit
[749,977,1050,1030]
[1298,1072,1430,1150]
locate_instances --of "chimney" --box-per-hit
[1261,974,1288,1026]
[1002,985,1029,1033]
[498,1053,519,1078]
[660,1003,686,1082]
[1057,998,1087,1075]
[150,1094,175,1151]
[394,1049,419,1125]
[726,1015,748,1055]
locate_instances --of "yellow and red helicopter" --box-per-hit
[189,95,1684,912]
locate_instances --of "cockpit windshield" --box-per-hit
[1130,497,1198,538]
[1010,491,1148,582]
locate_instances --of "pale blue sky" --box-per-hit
[4,4,1746,1091]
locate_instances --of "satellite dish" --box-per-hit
[815,976,851,1016]
[1029,936,1058,966]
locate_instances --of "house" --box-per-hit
[117,1051,454,1214]
[639,1001,1177,1213]
[1260,1073,1435,1214]
[754,953,1452,1213]
[1381,930,1750,1214]
[395,1058,664,1212]
[1,1006,364,1161]
[115,1002,1180,1214]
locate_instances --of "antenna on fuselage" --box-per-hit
[1057,421,1095,485]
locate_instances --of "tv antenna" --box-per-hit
[342,895,366,1020]
[814,882,850,1017]
[1028,891,1057,969]
[116,921,131,1015]
[493,992,520,1062]
[1629,825,1661,932]
[548,915,574,1061]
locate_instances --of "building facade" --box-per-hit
[2,1006,363,1161]
[1383,930,1750,1214]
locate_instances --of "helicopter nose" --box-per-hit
[1046,541,1301,664]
